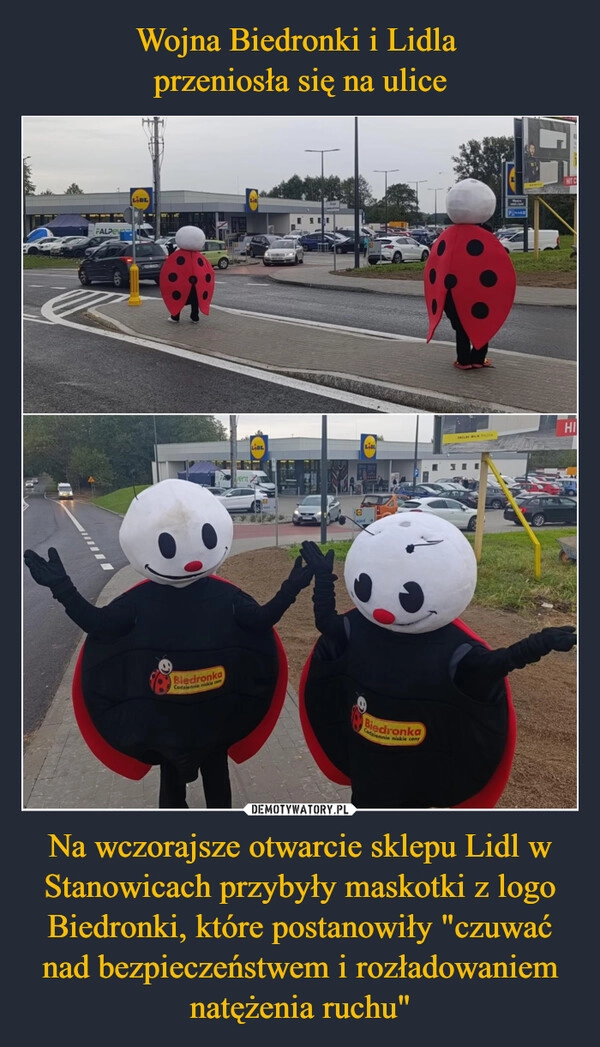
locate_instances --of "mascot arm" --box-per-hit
[24,549,134,636]
[233,556,314,631]
[455,626,577,698]
[312,571,346,644]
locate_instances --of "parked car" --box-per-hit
[262,238,304,266]
[48,236,86,255]
[393,483,446,499]
[23,237,55,255]
[298,232,337,252]
[37,237,66,255]
[292,494,341,525]
[61,235,117,258]
[368,235,430,265]
[353,492,403,526]
[78,240,167,288]
[517,479,561,496]
[246,234,280,258]
[503,495,577,527]
[201,239,229,269]
[332,235,357,254]
[554,478,577,496]
[499,229,560,252]
[398,496,479,531]
[440,488,478,508]
[214,487,270,513]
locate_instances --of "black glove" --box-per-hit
[284,554,314,594]
[24,547,70,593]
[537,626,577,653]
[300,541,338,579]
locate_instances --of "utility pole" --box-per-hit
[143,118,164,238]
[229,415,238,488]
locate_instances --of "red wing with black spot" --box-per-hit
[424,226,516,349]
[159,250,215,317]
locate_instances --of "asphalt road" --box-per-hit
[24,261,575,363]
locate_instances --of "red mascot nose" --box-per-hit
[373,608,395,625]
[184,561,203,572]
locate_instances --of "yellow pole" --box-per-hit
[128,263,142,306]
[484,453,542,579]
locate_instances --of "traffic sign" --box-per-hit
[506,194,527,218]
[442,430,498,444]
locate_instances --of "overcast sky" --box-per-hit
[22,115,515,200]
[218,414,432,441]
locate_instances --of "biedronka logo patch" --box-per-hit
[351,696,425,747]
[149,659,225,696]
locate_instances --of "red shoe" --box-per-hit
[472,360,494,369]
[454,361,473,370]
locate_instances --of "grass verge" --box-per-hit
[289,529,577,615]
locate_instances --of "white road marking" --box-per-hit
[40,291,414,412]
[57,505,114,571]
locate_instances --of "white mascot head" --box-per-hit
[119,479,233,587]
[446,178,496,225]
[175,225,206,252]
[344,512,477,634]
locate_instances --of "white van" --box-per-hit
[499,229,560,252]
[57,482,73,499]
[221,470,275,495]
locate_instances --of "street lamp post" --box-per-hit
[429,187,445,228]
[374,168,399,234]
[306,147,340,251]
[410,179,428,223]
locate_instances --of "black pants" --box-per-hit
[173,286,200,322]
[158,748,232,809]
[444,292,488,365]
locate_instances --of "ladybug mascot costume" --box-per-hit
[24,479,314,808]
[159,225,215,323]
[424,179,516,370]
[299,516,576,809]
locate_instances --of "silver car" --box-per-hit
[292,494,341,526]
[263,238,304,266]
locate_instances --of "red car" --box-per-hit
[518,480,560,495]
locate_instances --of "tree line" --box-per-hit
[23,415,227,493]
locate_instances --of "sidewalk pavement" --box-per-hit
[23,531,352,811]
[88,263,577,414]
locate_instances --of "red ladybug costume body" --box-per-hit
[159,249,215,318]
[425,224,516,350]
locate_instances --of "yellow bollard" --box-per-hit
[128,263,142,306]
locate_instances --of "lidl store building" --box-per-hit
[23,189,357,242]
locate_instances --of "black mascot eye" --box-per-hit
[202,523,218,550]
[158,532,176,559]
[353,573,372,603]
[398,582,424,613]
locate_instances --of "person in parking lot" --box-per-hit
[159,225,214,324]
[424,179,516,370]
[299,515,576,810]
[24,479,314,810]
